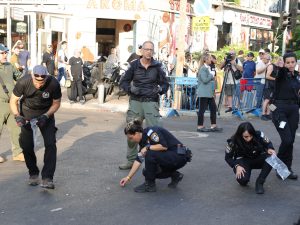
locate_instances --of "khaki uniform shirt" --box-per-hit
[0,62,22,102]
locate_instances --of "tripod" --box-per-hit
[217,64,237,116]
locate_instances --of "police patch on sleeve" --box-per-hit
[225,144,232,153]
[260,131,270,143]
[150,132,160,143]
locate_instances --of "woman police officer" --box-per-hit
[225,122,276,194]
[271,52,300,179]
[120,120,191,193]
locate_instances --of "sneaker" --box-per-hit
[276,170,298,180]
[69,100,75,104]
[287,170,298,180]
[79,99,85,105]
[119,162,133,170]
[168,172,184,188]
[210,126,223,132]
[261,115,269,121]
[255,178,265,194]
[225,107,233,113]
[266,114,272,120]
[197,127,211,132]
[0,156,5,163]
[13,153,25,162]
[28,175,39,186]
[40,179,55,189]
[134,181,156,193]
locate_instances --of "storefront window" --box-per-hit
[11,15,30,49]
[0,19,7,44]
[249,28,273,51]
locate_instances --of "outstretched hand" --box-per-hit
[120,177,130,187]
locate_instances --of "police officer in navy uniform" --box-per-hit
[225,122,276,194]
[10,65,61,189]
[120,120,190,193]
[271,52,300,180]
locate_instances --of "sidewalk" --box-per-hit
[60,87,236,118]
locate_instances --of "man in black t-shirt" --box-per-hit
[68,49,84,103]
[10,65,61,189]
[42,45,55,76]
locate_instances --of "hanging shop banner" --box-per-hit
[192,16,210,32]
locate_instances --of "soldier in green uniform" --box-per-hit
[118,41,169,170]
[0,43,24,163]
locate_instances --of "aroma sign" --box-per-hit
[87,0,147,12]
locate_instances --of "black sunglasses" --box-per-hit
[34,74,47,79]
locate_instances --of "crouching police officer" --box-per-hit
[120,120,191,193]
[10,65,61,189]
[225,122,276,194]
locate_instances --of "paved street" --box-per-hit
[0,108,299,225]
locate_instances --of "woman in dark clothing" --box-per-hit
[120,120,190,193]
[225,122,276,194]
[271,52,300,179]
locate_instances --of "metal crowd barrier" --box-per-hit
[232,78,265,120]
[160,76,199,112]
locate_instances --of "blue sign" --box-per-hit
[194,0,211,16]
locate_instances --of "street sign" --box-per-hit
[11,7,24,21]
[194,0,211,16]
[16,22,27,33]
[192,16,210,32]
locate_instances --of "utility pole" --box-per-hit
[282,0,290,54]
[173,0,187,110]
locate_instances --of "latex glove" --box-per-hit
[36,114,49,127]
[15,116,26,127]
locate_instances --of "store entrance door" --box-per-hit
[119,30,133,63]
[37,29,51,64]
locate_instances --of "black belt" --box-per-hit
[130,96,158,102]
[274,100,298,105]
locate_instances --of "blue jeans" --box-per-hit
[57,67,66,82]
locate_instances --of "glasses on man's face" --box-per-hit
[34,74,47,79]
[143,48,154,52]
[0,52,8,55]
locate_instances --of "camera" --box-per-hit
[225,53,234,65]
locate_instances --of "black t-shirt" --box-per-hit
[69,56,83,79]
[13,76,62,119]
[42,51,55,76]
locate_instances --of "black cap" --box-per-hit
[247,52,254,57]
[0,43,9,52]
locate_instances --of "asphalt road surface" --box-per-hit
[0,109,299,225]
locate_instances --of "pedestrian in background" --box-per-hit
[120,120,190,192]
[10,45,22,72]
[0,43,24,163]
[10,65,62,189]
[225,122,276,194]
[17,41,31,76]
[42,44,55,76]
[119,41,169,170]
[220,50,243,113]
[57,41,68,84]
[271,52,300,180]
[196,53,222,132]
[68,49,85,104]
[261,57,283,120]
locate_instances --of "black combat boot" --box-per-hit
[287,170,298,180]
[255,178,265,194]
[134,180,156,193]
[168,171,184,188]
